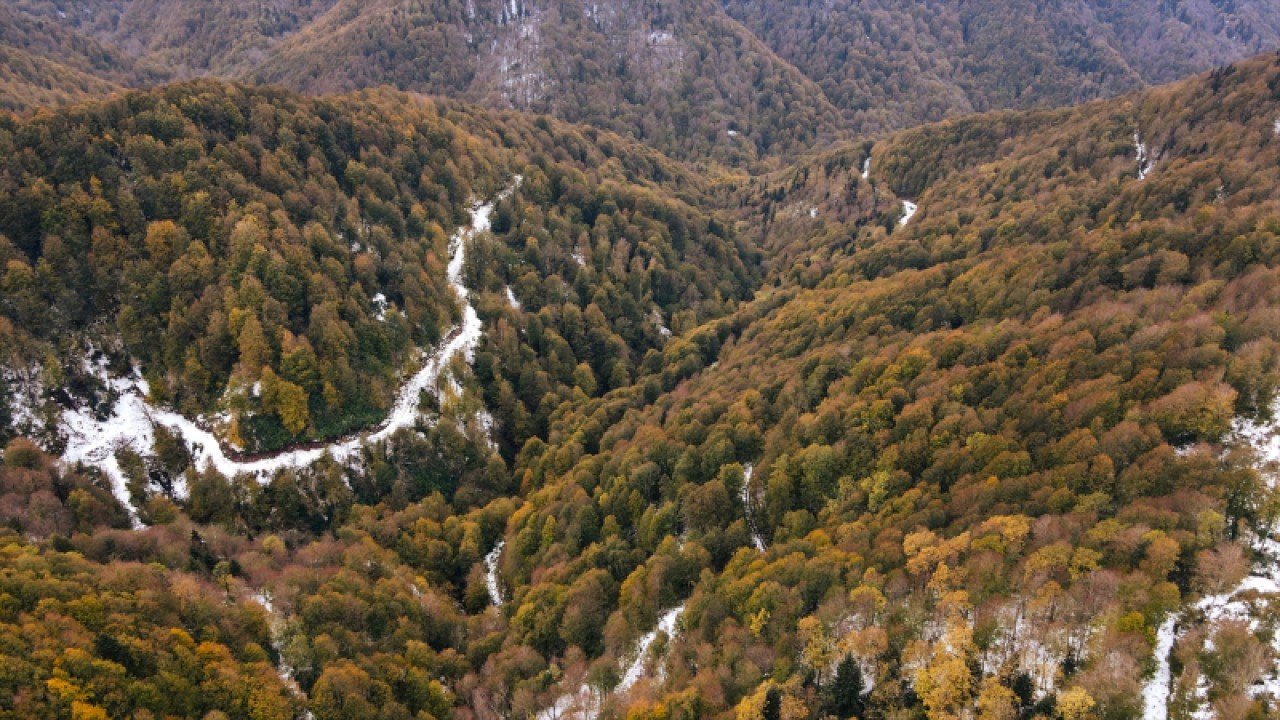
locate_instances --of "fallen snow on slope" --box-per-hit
[617,605,685,694]
[60,180,520,492]
[485,540,505,608]
[741,463,766,552]
[899,200,918,226]
[538,603,686,719]
[1143,404,1280,719]
[1144,615,1178,720]
[1135,131,1155,180]
[59,364,157,515]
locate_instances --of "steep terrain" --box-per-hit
[2,51,1280,720]
[722,0,1280,134]
[5,1,1280,163]
[493,52,1280,718]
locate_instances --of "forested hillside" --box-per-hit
[721,0,1280,134]
[4,0,1280,162]
[2,48,1280,720]
[6,0,1280,709]
[0,80,756,464]
[486,52,1280,719]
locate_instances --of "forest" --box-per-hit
[2,19,1280,720]
[3,0,1280,165]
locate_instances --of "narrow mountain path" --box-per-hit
[61,181,519,506]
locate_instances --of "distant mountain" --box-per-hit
[721,0,1280,134]
[250,0,847,164]
[5,0,1279,162]
[5,28,1280,720]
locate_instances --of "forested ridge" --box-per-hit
[4,0,1280,165]
[3,25,1280,720]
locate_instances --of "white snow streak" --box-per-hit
[485,540,505,607]
[538,603,686,720]
[59,366,157,516]
[899,200,918,226]
[861,157,870,180]
[1144,615,1178,720]
[59,180,521,493]
[1135,131,1155,181]
[616,605,685,694]
[505,286,522,310]
[741,463,766,552]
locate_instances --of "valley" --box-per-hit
[3,6,1280,720]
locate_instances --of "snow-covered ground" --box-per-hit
[537,603,686,720]
[485,540,505,607]
[617,605,685,693]
[1135,131,1155,180]
[899,201,918,226]
[58,180,520,503]
[1143,405,1280,719]
[1144,615,1178,720]
[741,463,766,552]
[648,309,672,339]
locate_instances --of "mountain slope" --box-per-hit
[6,26,1280,720]
[497,51,1280,718]
[249,0,847,164]
[721,0,1280,134]
[7,1,1280,164]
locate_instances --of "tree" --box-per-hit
[261,368,311,436]
[824,654,865,718]
[913,617,976,720]
[1056,686,1095,720]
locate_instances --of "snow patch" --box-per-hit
[1143,403,1280,719]
[485,540,505,607]
[899,201,918,226]
[539,603,686,719]
[372,293,388,321]
[617,605,685,694]
[1135,131,1155,181]
[648,309,671,339]
[59,368,156,518]
[741,463,766,552]
[1144,615,1178,720]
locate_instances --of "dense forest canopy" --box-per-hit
[3,0,1280,716]
[3,0,1280,163]
[1,50,1280,719]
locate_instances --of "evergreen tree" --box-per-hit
[825,654,865,719]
